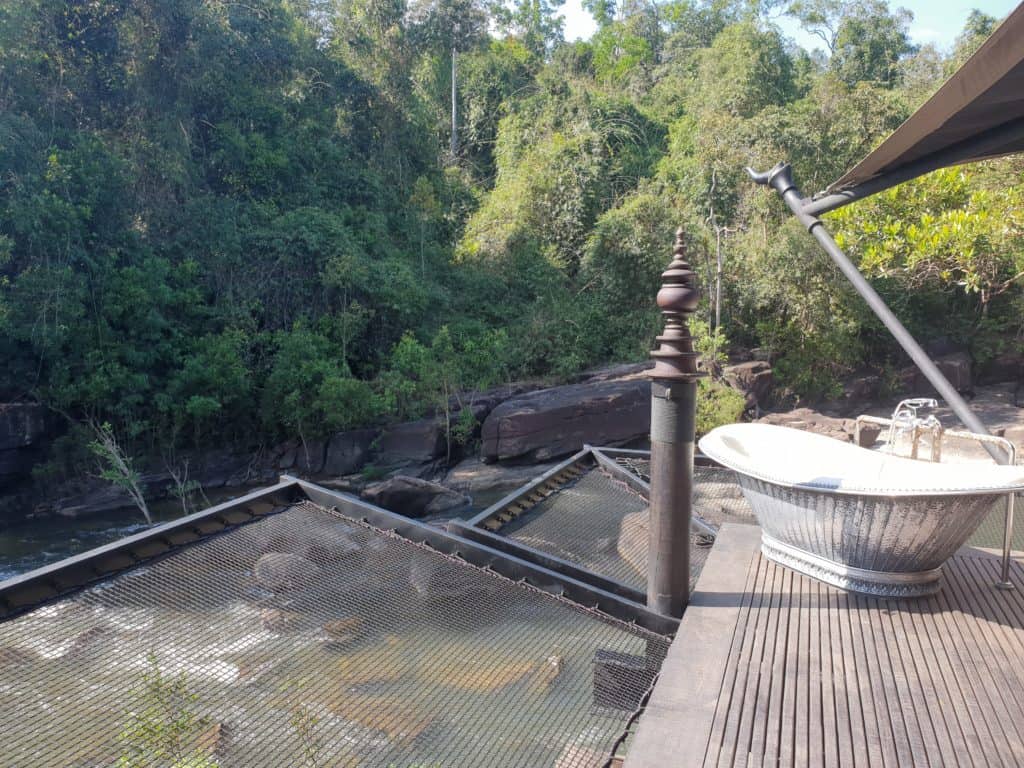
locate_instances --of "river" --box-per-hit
[0,490,247,580]
[0,484,504,580]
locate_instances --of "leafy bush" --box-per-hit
[378,325,510,457]
[697,379,746,436]
[117,655,218,768]
[261,327,381,440]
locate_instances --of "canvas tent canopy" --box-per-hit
[804,0,1024,215]
[746,3,1024,579]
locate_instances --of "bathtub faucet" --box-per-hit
[887,398,941,457]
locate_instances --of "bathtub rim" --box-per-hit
[699,424,1024,498]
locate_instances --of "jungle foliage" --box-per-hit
[0,0,1021,469]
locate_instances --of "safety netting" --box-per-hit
[968,494,1024,551]
[610,457,754,529]
[0,501,668,768]
[487,461,754,592]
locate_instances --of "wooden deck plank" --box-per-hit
[817,581,843,768]
[906,594,979,768]
[625,525,763,768]
[892,595,962,766]
[938,569,1020,768]
[796,569,815,768]
[756,567,792,765]
[731,556,779,767]
[931,581,1012,768]
[625,528,1024,768]
[704,552,765,768]
[845,592,896,768]
[824,586,857,768]
[897,595,953,764]
[864,593,937,768]
[948,558,1024,765]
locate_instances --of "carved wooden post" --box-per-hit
[647,228,705,617]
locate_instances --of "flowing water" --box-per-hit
[0,488,252,580]
[0,484,508,581]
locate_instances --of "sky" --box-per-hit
[559,0,1021,53]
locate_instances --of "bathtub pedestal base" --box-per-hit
[761,533,942,598]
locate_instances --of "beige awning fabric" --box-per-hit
[826,1,1024,195]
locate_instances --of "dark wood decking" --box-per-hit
[626,524,1024,768]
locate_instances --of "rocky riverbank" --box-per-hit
[0,364,657,522]
[4,344,1023,523]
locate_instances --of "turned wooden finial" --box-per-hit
[650,227,705,380]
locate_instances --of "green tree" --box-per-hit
[947,10,999,74]
[499,0,567,56]
[583,0,616,28]
[788,0,916,87]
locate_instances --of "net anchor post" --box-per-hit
[647,228,706,618]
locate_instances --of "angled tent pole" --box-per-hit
[746,162,1006,466]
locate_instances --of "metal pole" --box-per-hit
[647,228,705,618]
[746,162,1005,465]
[995,440,1017,589]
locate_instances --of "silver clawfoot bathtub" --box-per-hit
[698,424,1024,597]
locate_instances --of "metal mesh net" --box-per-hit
[968,494,1023,551]
[495,464,754,592]
[500,468,651,589]
[611,458,753,526]
[610,456,652,483]
[0,502,668,768]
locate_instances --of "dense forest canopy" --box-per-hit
[0,0,1021,476]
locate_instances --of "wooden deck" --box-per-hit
[626,524,1024,768]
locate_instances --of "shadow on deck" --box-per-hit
[626,524,1024,768]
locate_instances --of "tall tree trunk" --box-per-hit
[450,45,458,156]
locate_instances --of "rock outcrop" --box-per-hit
[757,408,857,443]
[374,418,446,466]
[755,409,882,448]
[481,379,650,463]
[722,361,773,410]
[978,350,1024,385]
[324,429,377,476]
[443,458,558,500]
[934,352,973,393]
[899,352,973,395]
[254,552,321,592]
[362,475,471,518]
[0,404,50,489]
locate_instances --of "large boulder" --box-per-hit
[293,439,328,475]
[324,429,377,476]
[573,361,653,384]
[443,458,559,507]
[722,361,773,410]
[0,404,48,452]
[192,449,252,488]
[52,484,138,517]
[362,475,471,518]
[935,352,973,393]
[899,352,973,395]
[0,448,36,484]
[843,373,882,405]
[374,418,446,466]
[978,350,1024,385]
[254,552,321,592]
[481,379,650,463]
[0,404,50,488]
